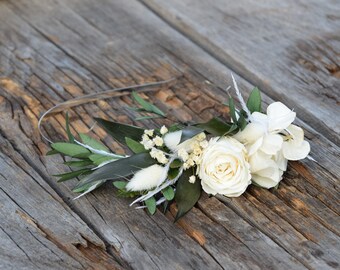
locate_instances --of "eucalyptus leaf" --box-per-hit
[145,197,157,215]
[113,181,127,190]
[79,133,109,152]
[247,87,261,113]
[74,152,156,189]
[174,170,201,221]
[162,186,175,201]
[95,118,144,145]
[117,189,141,198]
[51,142,90,158]
[125,137,146,154]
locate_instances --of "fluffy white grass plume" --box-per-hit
[126,164,168,191]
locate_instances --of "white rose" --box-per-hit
[198,137,251,197]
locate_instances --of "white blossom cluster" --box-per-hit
[140,126,169,164]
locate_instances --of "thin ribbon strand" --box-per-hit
[38,78,177,143]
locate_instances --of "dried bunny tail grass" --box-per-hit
[231,73,253,122]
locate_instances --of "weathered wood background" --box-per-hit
[0,0,339,269]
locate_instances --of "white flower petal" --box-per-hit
[252,167,281,189]
[233,122,265,144]
[267,102,296,132]
[282,140,310,161]
[287,124,304,144]
[126,165,168,191]
[249,151,278,173]
[275,151,288,171]
[247,137,263,156]
[261,134,283,155]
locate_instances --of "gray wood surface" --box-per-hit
[141,0,340,144]
[0,0,339,269]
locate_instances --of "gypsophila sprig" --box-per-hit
[45,75,311,220]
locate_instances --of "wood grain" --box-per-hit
[0,0,339,269]
[141,0,340,145]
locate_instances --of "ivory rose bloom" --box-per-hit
[198,137,251,197]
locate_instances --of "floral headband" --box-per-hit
[44,75,310,221]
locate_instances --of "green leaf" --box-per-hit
[117,189,141,198]
[228,97,238,123]
[127,106,146,112]
[237,113,247,130]
[145,197,157,215]
[64,160,93,167]
[168,168,180,180]
[174,170,201,221]
[95,118,144,145]
[51,143,90,158]
[170,159,182,169]
[46,149,59,156]
[132,92,165,117]
[113,181,127,190]
[196,118,233,136]
[54,169,91,182]
[247,87,261,113]
[168,124,182,132]
[79,133,109,152]
[74,152,156,189]
[162,186,175,201]
[65,112,75,143]
[180,126,204,143]
[125,137,147,154]
[162,200,170,214]
[135,115,162,121]
[72,180,104,193]
[224,124,239,135]
[132,92,153,111]
[88,154,116,166]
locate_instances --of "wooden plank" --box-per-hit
[0,0,339,269]
[0,3,224,269]
[141,0,340,144]
[0,135,123,269]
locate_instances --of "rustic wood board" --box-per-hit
[141,0,340,144]
[0,0,339,269]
